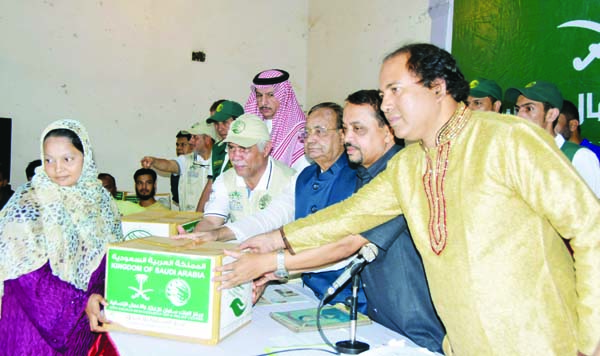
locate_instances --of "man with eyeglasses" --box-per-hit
[188,114,296,232]
[141,120,216,211]
[178,103,356,241]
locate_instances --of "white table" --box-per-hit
[110,282,441,355]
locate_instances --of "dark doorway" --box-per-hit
[0,118,12,179]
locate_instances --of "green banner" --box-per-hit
[453,1,600,143]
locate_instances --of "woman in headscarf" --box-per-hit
[0,119,123,355]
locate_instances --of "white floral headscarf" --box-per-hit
[0,119,123,314]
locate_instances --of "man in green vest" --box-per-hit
[192,113,296,231]
[206,100,244,179]
[557,99,600,163]
[196,100,244,212]
[507,81,600,197]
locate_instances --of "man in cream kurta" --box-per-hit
[279,44,600,355]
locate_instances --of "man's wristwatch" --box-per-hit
[274,249,289,280]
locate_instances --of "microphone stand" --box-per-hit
[335,274,369,354]
[316,243,377,354]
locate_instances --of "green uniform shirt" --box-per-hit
[211,141,232,180]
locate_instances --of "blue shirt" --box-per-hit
[295,154,357,219]
[358,144,445,353]
[295,154,368,312]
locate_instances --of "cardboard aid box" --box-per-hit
[104,237,252,344]
[121,210,202,239]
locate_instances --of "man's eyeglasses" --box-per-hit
[298,126,338,141]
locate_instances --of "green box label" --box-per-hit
[106,249,213,322]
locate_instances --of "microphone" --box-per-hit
[323,243,378,301]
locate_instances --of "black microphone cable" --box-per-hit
[316,297,341,355]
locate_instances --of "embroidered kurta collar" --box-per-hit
[420,103,471,152]
[419,103,470,256]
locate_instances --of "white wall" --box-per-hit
[0,0,308,190]
[306,0,432,107]
[0,0,433,192]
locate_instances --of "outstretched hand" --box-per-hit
[240,230,285,254]
[213,249,276,289]
[171,225,218,242]
[86,293,110,332]
[140,156,154,169]
[252,280,269,305]
[254,272,280,287]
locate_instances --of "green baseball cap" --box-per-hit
[188,120,217,140]
[469,78,502,101]
[223,114,270,148]
[206,100,244,123]
[505,81,563,109]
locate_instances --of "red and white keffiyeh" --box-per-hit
[244,69,306,167]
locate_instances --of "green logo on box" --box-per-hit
[230,298,246,317]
